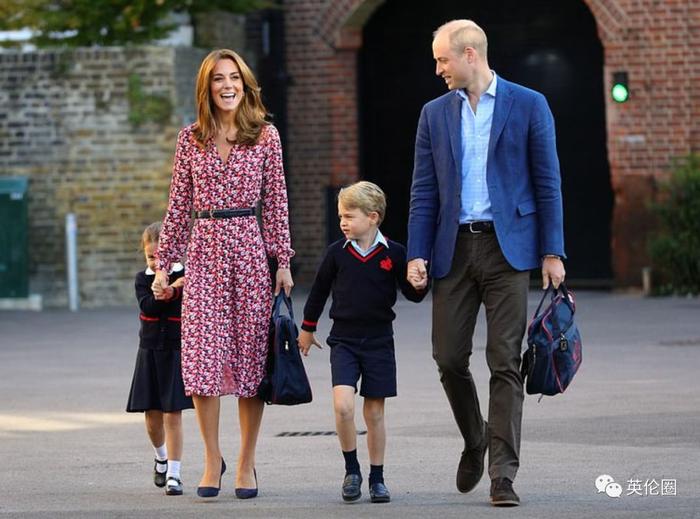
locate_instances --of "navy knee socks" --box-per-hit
[369,464,384,485]
[342,449,361,476]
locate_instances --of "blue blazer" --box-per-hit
[407,76,566,278]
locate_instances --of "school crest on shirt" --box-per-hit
[379,256,393,271]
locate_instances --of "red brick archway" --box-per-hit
[285,0,699,286]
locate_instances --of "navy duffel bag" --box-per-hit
[521,284,582,396]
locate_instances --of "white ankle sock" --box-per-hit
[154,444,168,473]
[167,460,181,480]
[154,443,167,460]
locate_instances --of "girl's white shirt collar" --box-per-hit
[145,262,183,275]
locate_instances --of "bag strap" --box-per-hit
[272,291,295,322]
[532,286,553,320]
[558,283,575,312]
[532,283,576,336]
[552,283,576,336]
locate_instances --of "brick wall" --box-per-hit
[1,1,696,307]
[0,47,205,307]
[284,1,364,284]
[283,0,700,286]
[587,0,700,284]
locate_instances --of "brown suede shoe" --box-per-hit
[456,421,488,493]
[490,477,520,506]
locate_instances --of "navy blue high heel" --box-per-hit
[235,468,258,499]
[197,458,226,498]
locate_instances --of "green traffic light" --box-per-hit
[612,83,629,103]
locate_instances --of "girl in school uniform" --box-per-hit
[126,222,193,495]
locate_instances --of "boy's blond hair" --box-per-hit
[338,181,387,224]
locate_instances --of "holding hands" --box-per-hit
[407,258,429,290]
[298,330,322,357]
[152,270,184,300]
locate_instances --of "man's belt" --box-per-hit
[194,208,256,219]
[458,221,495,234]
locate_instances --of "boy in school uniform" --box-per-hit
[299,181,427,503]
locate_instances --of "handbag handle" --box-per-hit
[532,283,576,336]
[272,291,295,322]
[532,286,552,319]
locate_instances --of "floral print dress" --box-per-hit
[157,123,293,397]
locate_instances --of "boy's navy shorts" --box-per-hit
[326,335,396,398]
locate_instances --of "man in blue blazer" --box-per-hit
[407,20,566,507]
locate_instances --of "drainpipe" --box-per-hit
[65,213,79,311]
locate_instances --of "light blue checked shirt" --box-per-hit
[456,72,497,223]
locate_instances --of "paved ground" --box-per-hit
[1,290,699,518]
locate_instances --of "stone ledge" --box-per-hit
[0,295,43,311]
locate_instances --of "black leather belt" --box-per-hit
[459,221,495,233]
[194,208,255,219]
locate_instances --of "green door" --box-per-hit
[0,177,29,298]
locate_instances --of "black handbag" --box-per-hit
[257,292,313,405]
[521,283,582,397]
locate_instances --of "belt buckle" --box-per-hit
[469,222,482,234]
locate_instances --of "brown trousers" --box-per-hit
[432,232,529,481]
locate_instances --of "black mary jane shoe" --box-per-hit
[153,458,168,488]
[197,458,226,498]
[341,473,362,502]
[369,481,391,503]
[235,468,258,499]
[165,477,183,496]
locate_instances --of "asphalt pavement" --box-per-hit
[1,290,699,518]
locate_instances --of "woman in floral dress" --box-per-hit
[154,49,294,497]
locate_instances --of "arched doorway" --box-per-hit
[358,0,613,283]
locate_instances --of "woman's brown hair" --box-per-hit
[192,49,268,147]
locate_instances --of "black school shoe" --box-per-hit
[342,473,362,502]
[165,477,183,496]
[153,459,168,488]
[369,481,391,503]
[490,478,520,506]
